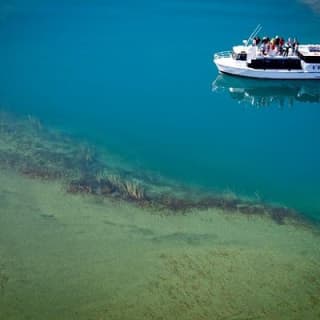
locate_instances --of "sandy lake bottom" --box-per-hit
[1,167,320,320]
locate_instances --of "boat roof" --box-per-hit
[298,45,320,56]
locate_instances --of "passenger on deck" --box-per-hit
[284,38,292,56]
[254,36,261,46]
[261,36,270,55]
[256,35,297,56]
[260,37,266,55]
[279,37,285,55]
[292,38,299,54]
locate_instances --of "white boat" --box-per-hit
[213,25,320,80]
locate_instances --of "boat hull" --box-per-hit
[214,57,320,80]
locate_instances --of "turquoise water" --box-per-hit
[0,0,320,218]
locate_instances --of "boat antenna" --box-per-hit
[246,24,262,46]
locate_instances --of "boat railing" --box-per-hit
[214,51,232,60]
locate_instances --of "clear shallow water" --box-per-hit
[0,0,320,218]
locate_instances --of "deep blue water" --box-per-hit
[0,0,320,218]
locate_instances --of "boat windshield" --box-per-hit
[232,51,247,61]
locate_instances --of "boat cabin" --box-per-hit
[297,45,320,63]
[232,46,247,61]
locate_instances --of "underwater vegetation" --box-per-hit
[0,111,103,179]
[0,264,9,294]
[67,174,301,225]
[68,174,148,201]
[0,110,311,226]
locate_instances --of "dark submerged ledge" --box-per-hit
[0,110,316,227]
[67,175,304,225]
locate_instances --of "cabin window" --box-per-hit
[297,51,320,63]
[248,58,302,70]
[232,51,247,61]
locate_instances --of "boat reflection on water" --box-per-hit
[212,74,320,108]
